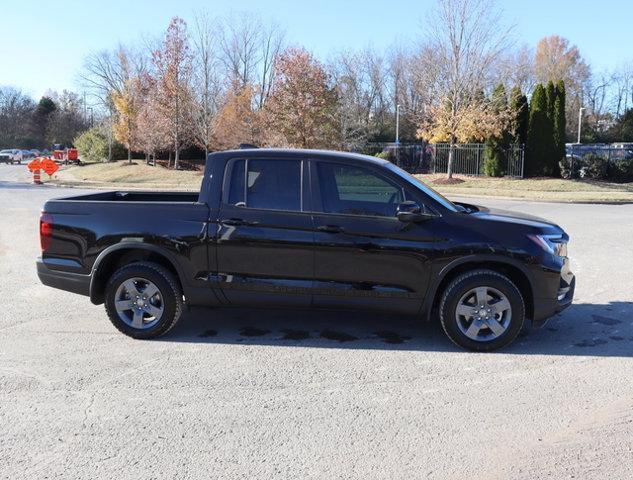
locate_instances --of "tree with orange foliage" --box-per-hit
[534,35,590,135]
[263,47,338,149]
[212,83,261,150]
[152,17,195,169]
[112,77,142,163]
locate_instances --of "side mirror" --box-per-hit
[396,201,435,222]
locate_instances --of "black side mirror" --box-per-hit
[396,201,435,222]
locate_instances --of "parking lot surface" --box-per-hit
[1,164,632,479]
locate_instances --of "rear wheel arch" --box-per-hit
[90,245,184,305]
[425,258,534,321]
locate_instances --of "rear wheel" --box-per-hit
[104,262,183,339]
[439,270,525,351]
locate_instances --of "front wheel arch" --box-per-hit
[423,258,534,322]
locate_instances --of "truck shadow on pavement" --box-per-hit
[162,301,633,356]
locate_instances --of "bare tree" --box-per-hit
[0,87,36,148]
[610,61,633,118]
[219,12,261,88]
[218,12,285,107]
[496,45,535,94]
[80,45,147,110]
[192,11,222,158]
[329,48,387,149]
[256,21,285,108]
[417,0,513,178]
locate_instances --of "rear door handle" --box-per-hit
[221,218,259,227]
[317,225,344,233]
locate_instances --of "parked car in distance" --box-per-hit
[36,149,575,351]
[0,149,23,164]
[22,150,36,161]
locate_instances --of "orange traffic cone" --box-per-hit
[33,169,42,185]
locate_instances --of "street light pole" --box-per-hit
[395,104,401,144]
[577,107,586,144]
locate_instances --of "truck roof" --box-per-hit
[209,148,389,167]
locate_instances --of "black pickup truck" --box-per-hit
[37,149,575,350]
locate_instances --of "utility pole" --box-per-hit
[395,104,401,144]
[577,107,586,144]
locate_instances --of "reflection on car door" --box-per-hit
[311,160,443,314]
[214,157,314,306]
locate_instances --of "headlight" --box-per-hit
[528,234,568,257]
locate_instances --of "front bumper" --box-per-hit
[532,272,575,328]
[36,258,91,296]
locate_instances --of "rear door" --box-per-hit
[310,160,443,313]
[214,157,314,306]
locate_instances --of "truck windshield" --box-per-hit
[385,163,459,212]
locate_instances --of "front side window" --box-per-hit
[317,163,404,217]
[227,159,302,211]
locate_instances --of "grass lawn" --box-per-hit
[45,160,633,203]
[416,174,633,203]
[46,160,204,191]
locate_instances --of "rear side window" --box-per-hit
[317,163,404,217]
[227,159,302,211]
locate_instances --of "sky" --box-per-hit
[1,0,632,101]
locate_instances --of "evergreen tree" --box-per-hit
[510,87,528,145]
[526,83,555,176]
[544,81,558,173]
[552,80,566,176]
[483,84,509,176]
[31,96,57,147]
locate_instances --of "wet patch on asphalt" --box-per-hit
[592,315,621,326]
[239,327,271,337]
[320,330,358,342]
[374,330,411,344]
[280,329,311,341]
[198,329,218,338]
[574,338,609,347]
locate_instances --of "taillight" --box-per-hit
[40,213,53,252]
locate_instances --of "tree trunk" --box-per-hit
[128,148,132,165]
[447,136,456,179]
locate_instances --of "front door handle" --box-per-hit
[317,224,344,233]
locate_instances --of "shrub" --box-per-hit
[579,153,608,180]
[374,151,390,160]
[482,142,504,177]
[607,159,633,181]
[559,156,580,179]
[74,125,125,163]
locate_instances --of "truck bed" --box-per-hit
[52,191,200,203]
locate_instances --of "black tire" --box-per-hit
[439,269,525,351]
[104,261,183,339]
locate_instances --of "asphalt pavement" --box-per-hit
[1,163,632,479]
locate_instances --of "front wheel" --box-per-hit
[439,270,525,351]
[104,262,183,339]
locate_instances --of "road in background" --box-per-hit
[1,163,632,479]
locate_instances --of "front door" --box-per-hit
[215,157,314,306]
[310,160,443,313]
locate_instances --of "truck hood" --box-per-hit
[458,203,562,233]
